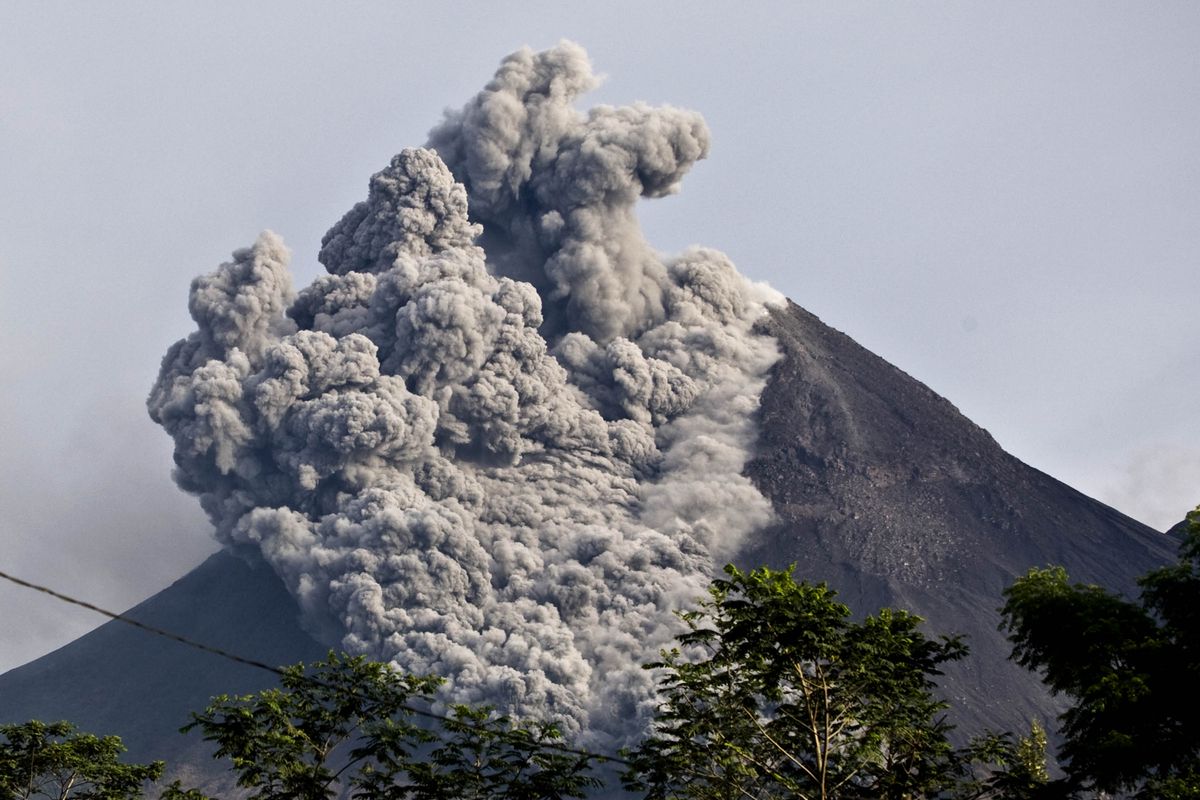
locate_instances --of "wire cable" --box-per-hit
[0,568,293,679]
[0,566,633,767]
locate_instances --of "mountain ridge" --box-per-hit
[740,300,1173,734]
[0,549,325,786]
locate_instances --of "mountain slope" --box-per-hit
[0,550,325,785]
[740,300,1175,734]
[0,299,1176,779]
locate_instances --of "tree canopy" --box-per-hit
[0,720,162,800]
[621,564,1007,800]
[162,652,601,800]
[1001,508,1200,798]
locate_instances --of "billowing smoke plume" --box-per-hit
[150,42,781,745]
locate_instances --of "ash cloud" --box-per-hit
[150,42,781,746]
[426,41,711,342]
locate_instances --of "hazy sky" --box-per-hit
[2,2,1198,674]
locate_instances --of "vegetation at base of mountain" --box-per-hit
[65,549,1200,798]
[158,566,1045,799]
[955,723,1055,800]
[0,720,163,800]
[1001,507,1200,799]
[159,652,599,800]
[620,564,1045,800]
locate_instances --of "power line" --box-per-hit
[0,566,633,768]
[0,568,293,679]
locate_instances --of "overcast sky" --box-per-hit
[2,2,1198,674]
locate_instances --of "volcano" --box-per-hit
[0,41,1176,787]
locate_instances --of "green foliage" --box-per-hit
[622,564,973,800]
[1001,507,1200,798]
[0,720,162,800]
[373,705,601,800]
[172,652,440,800]
[166,651,600,800]
[956,721,1054,800]
[1011,721,1050,790]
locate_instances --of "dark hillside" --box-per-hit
[740,301,1175,734]
[0,551,324,786]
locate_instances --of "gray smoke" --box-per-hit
[150,42,781,746]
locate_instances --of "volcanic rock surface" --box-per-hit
[740,301,1175,737]
[0,552,325,790]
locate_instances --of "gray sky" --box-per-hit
[2,2,1197,674]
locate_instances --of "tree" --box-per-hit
[373,705,601,800]
[955,722,1053,800]
[0,720,162,800]
[1000,507,1200,798]
[164,651,600,800]
[621,564,974,800]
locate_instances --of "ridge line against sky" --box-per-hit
[1,2,1198,674]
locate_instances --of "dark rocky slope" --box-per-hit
[0,551,325,786]
[739,301,1175,735]
[0,299,1176,776]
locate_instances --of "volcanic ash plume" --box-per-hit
[149,42,781,745]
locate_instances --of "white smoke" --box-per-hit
[149,42,781,746]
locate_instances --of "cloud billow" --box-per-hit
[149,41,781,746]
